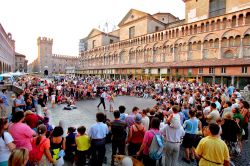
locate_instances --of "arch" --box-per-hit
[243,34,250,46]
[223,50,235,58]
[234,35,241,46]
[231,15,237,27]
[243,28,250,36]
[246,12,250,25]
[203,33,219,41]
[174,38,185,45]
[152,42,160,48]
[162,40,170,47]
[187,36,201,43]
[221,29,241,39]
[238,14,244,26]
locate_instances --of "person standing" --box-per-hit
[75,126,90,166]
[110,110,127,165]
[161,114,185,166]
[0,117,16,166]
[127,114,145,158]
[141,109,150,131]
[0,89,8,118]
[97,90,107,111]
[9,111,36,152]
[182,110,201,164]
[88,112,108,166]
[206,103,220,124]
[136,117,162,166]
[195,123,230,166]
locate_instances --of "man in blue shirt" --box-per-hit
[227,84,235,97]
[89,112,108,166]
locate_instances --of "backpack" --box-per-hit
[29,138,47,164]
[148,130,164,160]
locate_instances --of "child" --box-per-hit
[65,127,77,164]
[75,126,90,166]
[51,92,56,109]
[107,92,115,112]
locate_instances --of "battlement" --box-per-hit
[52,54,78,59]
[37,36,53,44]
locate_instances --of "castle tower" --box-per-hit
[37,37,53,75]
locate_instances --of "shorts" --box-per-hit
[182,133,196,148]
[86,92,91,97]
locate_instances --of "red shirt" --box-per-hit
[25,113,43,129]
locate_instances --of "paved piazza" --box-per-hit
[49,96,250,166]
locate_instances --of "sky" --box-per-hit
[0,0,185,64]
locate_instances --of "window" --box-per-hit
[198,68,203,74]
[167,68,171,74]
[209,67,215,74]
[242,66,248,74]
[221,67,226,74]
[155,26,159,32]
[129,26,135,39]
[92,40,96,49]
[188,68,192,74]
[176,68,179,74]
[209,0,226,17]
[110,39,113,44]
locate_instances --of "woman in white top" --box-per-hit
[0,117,16,166]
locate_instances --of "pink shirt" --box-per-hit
[9,122,36,151]
[142,129,159,155]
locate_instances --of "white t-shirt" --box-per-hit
[141,116,150,131]
[0,132,14,162]
[51,94,56,101]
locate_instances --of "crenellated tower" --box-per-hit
[37,37,53,75]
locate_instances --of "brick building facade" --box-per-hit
[0,23,15,73]
[78,0,250,89]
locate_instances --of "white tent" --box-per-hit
[12,71,25,76]
[0,73,14,81]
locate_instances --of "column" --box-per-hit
[236,16,239,27]
[239,37,244,58]
[196,75,199,83]
[218,39,222,59]
[243,15,246,25]
[120,74,121,80]
[236,77,239,89]
[212,76,215,84]
[201,43,204,59]
[231,76,235,85]
[172,46,175,62]
[221,76,224,87]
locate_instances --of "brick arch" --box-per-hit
[221,29,241,39]
[243,28,250,36]
[223,49,235,58]
[187,36,201,44]
[174,38,185,45]
[162,40,170,47]
[203,33,219,41]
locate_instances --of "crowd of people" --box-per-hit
[0,75,249,166]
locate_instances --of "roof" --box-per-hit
[81,58,250,70]
[118,9,150,27]
[15,52,26,57]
